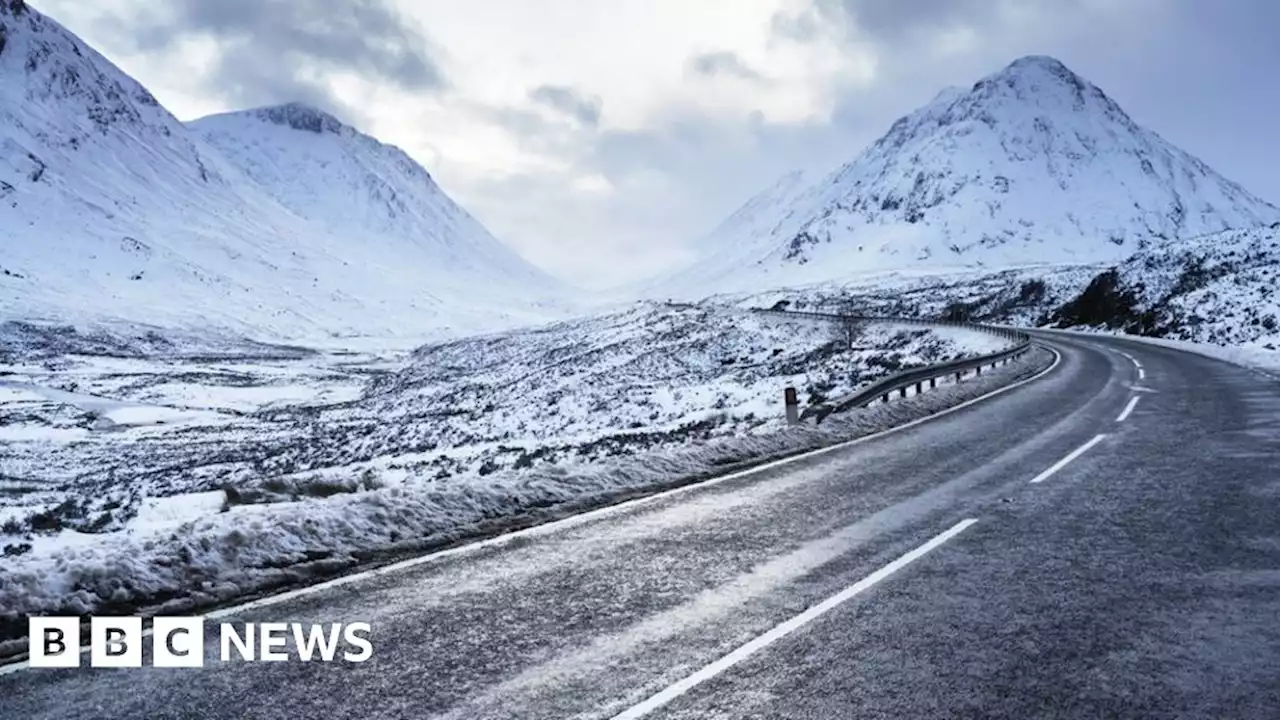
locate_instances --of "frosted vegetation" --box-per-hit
[0,305,1014,548]
[0,329,1047,647]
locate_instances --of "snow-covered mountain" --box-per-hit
[188,104,560,297]
[657,56,1280,298]
[0,1,567,341]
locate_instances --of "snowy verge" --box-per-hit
[0,346,1054,654]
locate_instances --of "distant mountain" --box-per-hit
[656,55,1280,298]
[0,1,568,341]
[188,103,561,297]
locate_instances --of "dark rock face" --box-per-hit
[1050,269,1162,335]
[255,103,345,134]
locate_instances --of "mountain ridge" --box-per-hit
[0,2,568,341]
[654,55,1280,298]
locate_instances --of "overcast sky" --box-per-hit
[40,0,1280,289]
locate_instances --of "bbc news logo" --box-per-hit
[29,617,372,668]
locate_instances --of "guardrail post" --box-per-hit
[955,371,962,382]
[929,378,936,389]
[976,365,982,375]
[784,387,800,425]
[899,387,907,398]
[882,393,890,404]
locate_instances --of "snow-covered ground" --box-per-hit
[0,304,1014,535]
[0,337,1049,645]
[718,264,1101,327]
[0,305,1027,637]
[1048,224,1280,347]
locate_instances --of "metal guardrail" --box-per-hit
[752,309,1034,424]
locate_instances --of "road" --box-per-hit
[3,332,1280,719]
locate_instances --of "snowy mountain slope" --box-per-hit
[188,103,562,296]
[0,2,566,341]
[1050,223,1280,347]
[657,55,1280,297]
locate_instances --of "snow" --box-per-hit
[0,304,1026,632]
[0,346,1053,635]
[0,305,1015,523]
[1127,337,1280,379]
[653,55,1280,299]
[129,491,227,534]
[5,4,1277,659]
[0,3,573,342]
[1093,224,1280,347]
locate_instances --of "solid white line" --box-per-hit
[1137,367,1146,380]
[607,519,980,720]
[1028,434,1108,484]
[1116,396,1140,423]
[0,348,1062,676]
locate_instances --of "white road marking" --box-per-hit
[607,519,980,720]
[1116,396,1140,423]
[0,349,1062,676]
[1118,350,1143,371]
[1138,367,1146,380]
[1028,434,1108,484]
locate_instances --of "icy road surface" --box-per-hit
[3,333,1279,718]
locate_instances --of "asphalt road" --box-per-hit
[3,332,1279,719]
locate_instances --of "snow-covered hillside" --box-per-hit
[657,56,1280,298]
[0,2,566,341]
[1050,224,1280,347]
[188,103,563,303]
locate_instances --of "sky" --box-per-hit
[38,0,1280,289]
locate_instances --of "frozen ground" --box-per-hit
[0,304,1024,642]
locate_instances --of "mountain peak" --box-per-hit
[252,102,345,134]
[656,56,1280,297]
[959,54,1115,116]
[1001,54,1075,77]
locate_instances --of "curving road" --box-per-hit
[3,332,1280,719]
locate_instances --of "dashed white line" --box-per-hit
[608,519,980,720]
[1137,367,1146,380]
[1028,434,1108,484]
[1116,396,1140,423]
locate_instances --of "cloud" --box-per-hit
[820,0,1002,40]
[686,51,765,82]
[36,0,1280,290]
[98,0,444,118]
[528,84,603,127]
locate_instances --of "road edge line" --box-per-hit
[607,518,981,720]
[0,347,1063,675]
